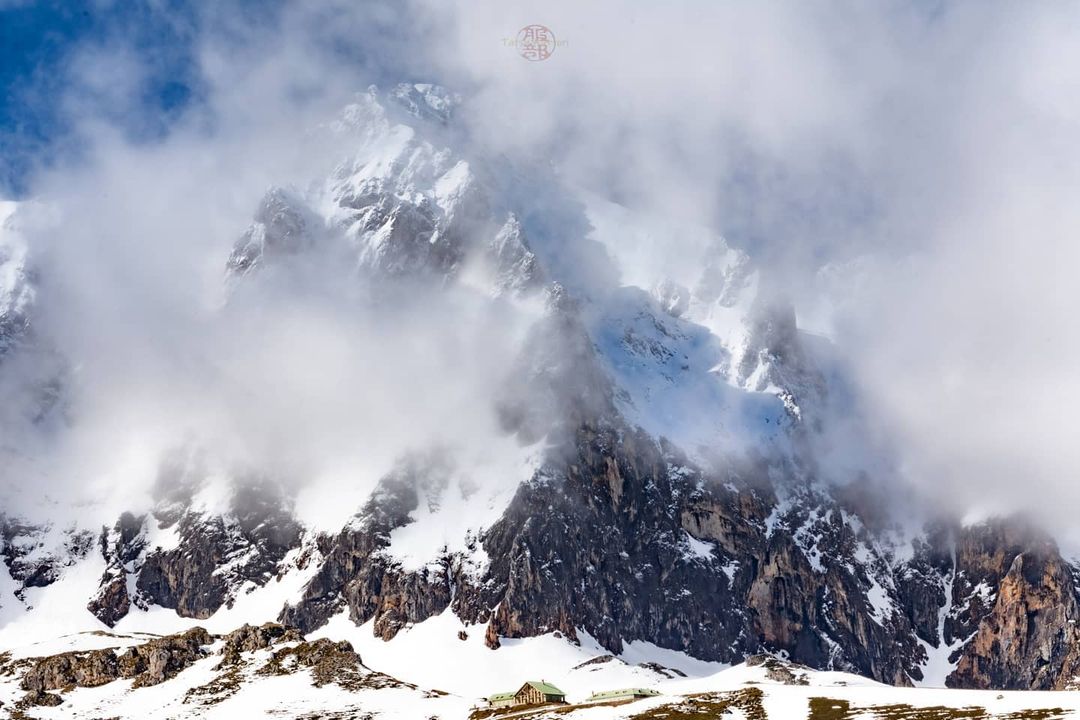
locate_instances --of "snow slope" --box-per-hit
[3,621,1079,719]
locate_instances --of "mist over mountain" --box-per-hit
[1,2,1079,718]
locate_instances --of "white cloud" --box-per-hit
[4,0,1080,537]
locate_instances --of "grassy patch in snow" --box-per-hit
[185,664,246,706]
[807,696,1068,719]
[623,687,767,719]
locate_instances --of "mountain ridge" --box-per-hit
[0,83,1077,709]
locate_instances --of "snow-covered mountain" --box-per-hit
[0,202,33,360]
[1,84,1079,718]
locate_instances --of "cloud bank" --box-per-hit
[418,0,1080,535]
[3,1,1079,538]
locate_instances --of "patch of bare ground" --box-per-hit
[807,697,1068,719]
[470,688,767,720]
[256,638,411,692]
[626,687,767,719]
[184,664,246,706]
[265,712,375,720]
[468,701,577,720]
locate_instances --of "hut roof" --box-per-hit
[522,680,565,696]
[588,688,662,700]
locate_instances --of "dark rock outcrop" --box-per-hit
[745,654,810,685]
[281,421,927,686]
[80,456,305,631]
[17,689,63,708]
[136,476,301,620]
[20,627,211,694]
[257,638,369,690]
[219,622,303,665]
[21,649,119,691]
[280,453,455,636]
[118,627,212,688]
[894,527,952,648]
[1,520,94,602]
[88,511,147,626]
[949,534,1080,690]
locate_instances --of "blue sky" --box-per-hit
[0,1,211,197]
[0,1,443,198]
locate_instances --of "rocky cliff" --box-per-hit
[1,84,1078,696]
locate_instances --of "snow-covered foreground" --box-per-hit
[0,472,1072,718]
[2,609,1080,719]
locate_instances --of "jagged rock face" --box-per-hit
[282,420,928,685]
[227,188,321,278]
[946,521,1046,644]
[479,426,761,659]
[83,453,303,625]
[87,511,147,626]
[737,297,827,425]
[336,172,489,281]
[948,531,1080,690]
[0,520,94,602]
[224,87,534,295]
[323,91,497,284]
[281,455,456,636]
[388,82,460,125]
[894,527,952,647]
[136,482,301,619]
[750,504,924,686]
[477,427,926,686]
[488,214,543,294]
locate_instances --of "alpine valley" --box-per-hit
[0,84,1078,720]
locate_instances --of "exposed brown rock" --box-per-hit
[118,627,212,688]
[218,622,302,668]
[221,622,302,655]
[484,621,501,650]
[21,649,119,691]
[257,638,369,690]
[18,627,212,696]
[134,470,301,621]
[87,575,131,628]
[16,689,63,708]
[950,546,1080,690]
[280,454,455,636]
[746,654,810,685]
[87,512,146,627]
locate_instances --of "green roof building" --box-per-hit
[587,687,662,703]
[486,680,567,708]
[486,691,516,708]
